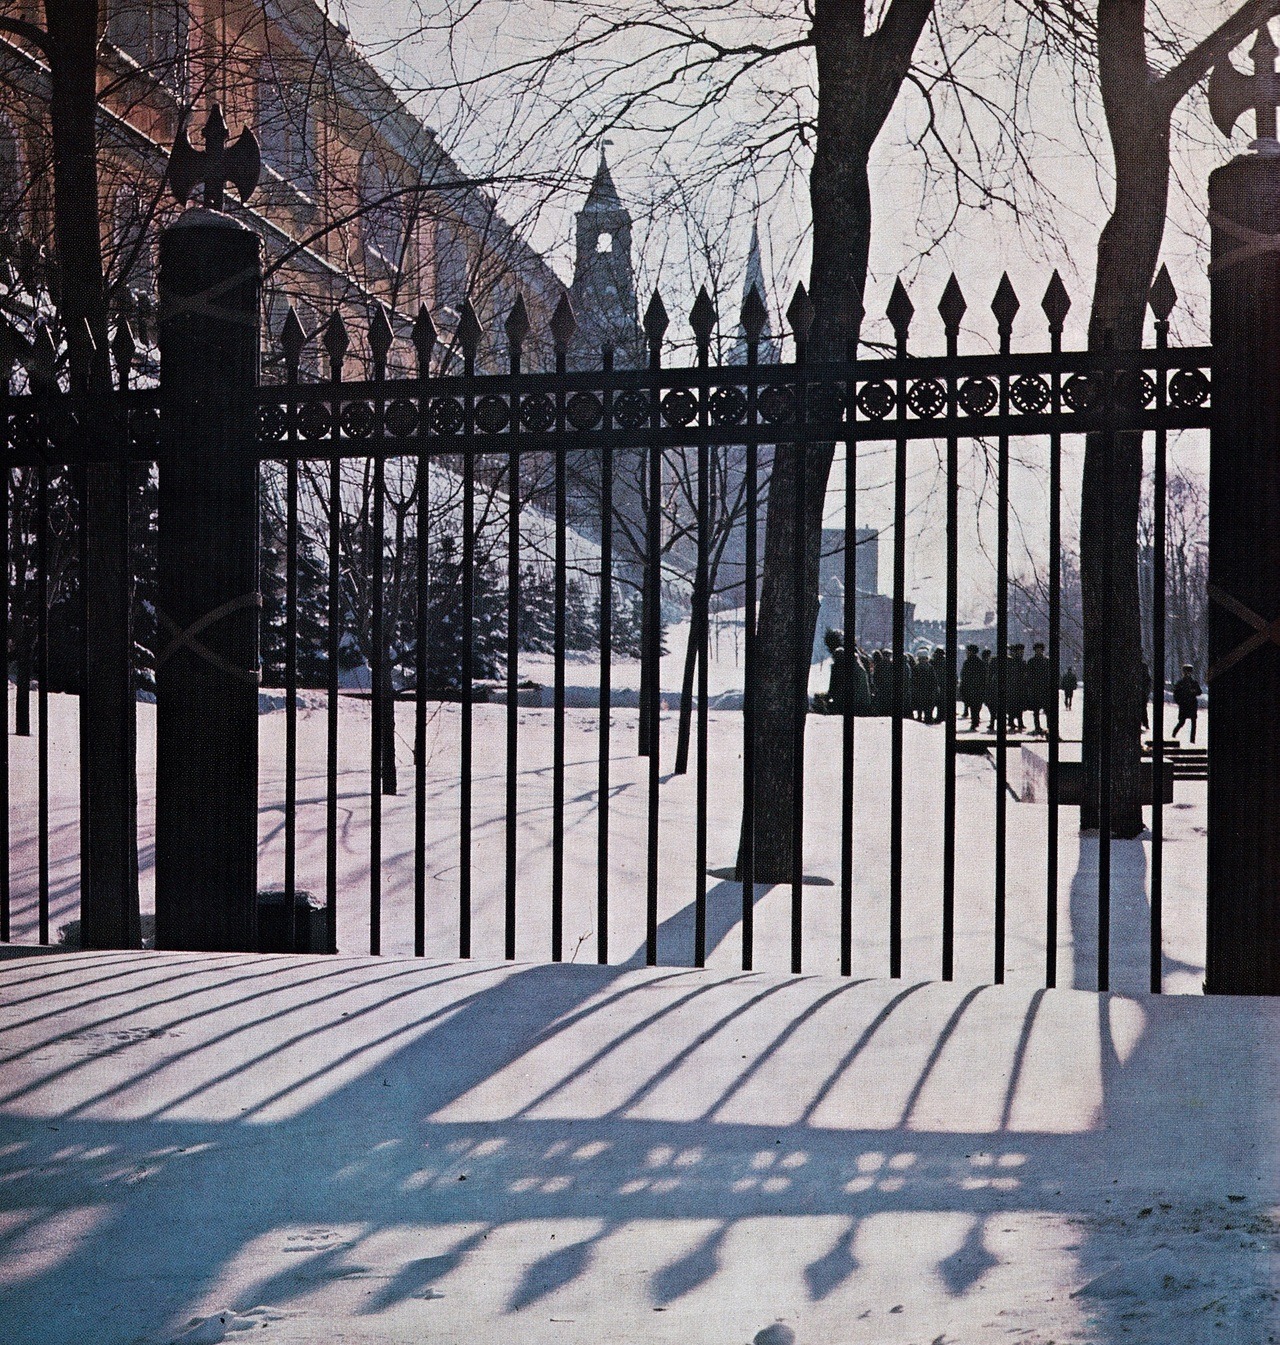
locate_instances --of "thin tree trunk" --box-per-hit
[44,2,141,946]
[738,0,931,881]
[1080,64,1171,836]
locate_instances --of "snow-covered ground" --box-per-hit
[1,656,1267,1345]
[0,949,1274,1345]
[7,662,1207,994]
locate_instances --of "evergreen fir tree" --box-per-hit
[518,565,557,654]
[260,494,330,688]
[564,577,600,651]
[424,535,506,693]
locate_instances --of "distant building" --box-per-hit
[0,0,565,376]
[568,147,644,369]
[814,527,908,658]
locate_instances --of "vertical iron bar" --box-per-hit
[597,346,615,964]
[890,339,908,980]
[840,340,857,978]
[325,397,341,957]
[741,351,758,972]
[282,349,300,953]
[995,341,1011,987]
[460,351,476,959]
[552,348,567,962]
[695,343,710,967]
[414,383,429,959]
[645,341,662,967]
[505,350,520,962]
[36,457,48,945]
[0,395,8,943]
[285,453,299,950]
[1150,320,1168,995]
[791,351,808,975]
[1098,358,1115,993]
[369,387,385,958]
[942,323,960,982]
[1046,325,1063,989]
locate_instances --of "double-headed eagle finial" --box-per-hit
[168,103,262,211]
[1209,23,1280,152]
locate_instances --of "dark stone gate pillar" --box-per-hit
[155,212,261,951]
[1206,151,1280,996]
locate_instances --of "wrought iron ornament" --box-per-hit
[1209,23,1280,150]
[169,103,261,211]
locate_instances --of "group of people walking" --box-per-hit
[813,630,1078,736]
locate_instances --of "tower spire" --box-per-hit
[735,220,776,362]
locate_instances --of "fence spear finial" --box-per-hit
[322,311,348,382]
[412,304,437,375]
[1148,264,1178,324]
[369,304,394,375]
[550,293,577,355]
[280,306,306,377]
[1041,270,1071,334]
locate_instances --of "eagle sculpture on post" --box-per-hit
[1208,24,1280,147]
[168,103,261,211]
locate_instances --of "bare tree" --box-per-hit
[1036,0,1280,832]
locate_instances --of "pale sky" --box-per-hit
[330,0,1232,619]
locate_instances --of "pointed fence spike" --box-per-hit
[412,304,437,374]
[1041,270,1072,332]
[991,273,1021,335]
[111,318,137,387]
[369,304,394,369]
[740,282,768,344]
[504,293,530,351]
[550,292,577,354]
[643,288,669,347]
[457,299,484,362]
[1148,264,1178,323]
[323,311,348,379]
[885,278,914,342]
[689,284,717,347]
[30,323,57,387]
[280,306,306,373]
[938,274,967,334]
[787,281,814,345]
[0,317,21,377]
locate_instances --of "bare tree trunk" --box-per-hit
[743,0,930,880]
[1076,0,1280,837]
[43,2,141,945]
[1080,13,1172,836]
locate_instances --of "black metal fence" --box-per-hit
[1,269,1212,990]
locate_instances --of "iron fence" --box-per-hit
[1,268,1212,990]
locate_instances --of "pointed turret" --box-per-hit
[569,142,643,367]
[583,143,624,213]
[734,221,778,364]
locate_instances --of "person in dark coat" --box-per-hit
[1061,666,1078,709]
[1026,641,1053,735]
[1172,664,1203,742]
[931,646,949,724]
[886,651,911,717]
[982,648,998,731]
[870,650,887,714]
[913,653,937,722]
[850,647,873,715]
[811,627,846,714]
[960,644,985,731]
[1006,644,1028,732]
